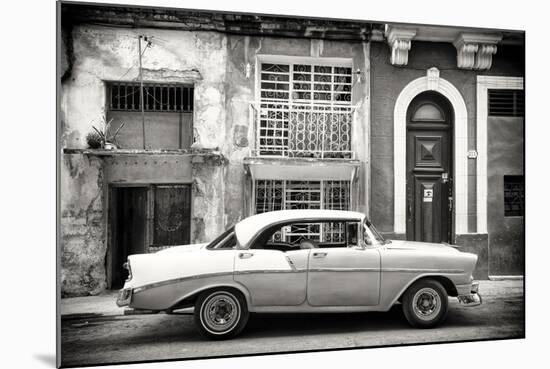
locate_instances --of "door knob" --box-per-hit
[238,252,254,259]
[313,252,327,258]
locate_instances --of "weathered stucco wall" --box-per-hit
[60,25,230,295]
[61,25,228,149]
[60,154,105,296]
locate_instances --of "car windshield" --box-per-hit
[206,226,235,249]
[363,219,388,246]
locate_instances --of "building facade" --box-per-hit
[59,4,524,296]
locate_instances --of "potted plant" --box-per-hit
[86,117,125,150]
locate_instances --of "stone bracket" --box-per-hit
[385,26,417,66]
[453,33,502,70]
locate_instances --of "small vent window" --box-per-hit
[109,82,193,112]
[488,89,524,117]
[504,175,524,217]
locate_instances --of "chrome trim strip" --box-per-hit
[381,268,464,273]
[133,271,233,294]
[133,269,306,294]
[309,268,379,273]
[236,269,306,275]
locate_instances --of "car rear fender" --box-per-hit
[168,281,253,311]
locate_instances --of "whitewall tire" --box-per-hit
[194,288,249,339]
[402,279,448,328]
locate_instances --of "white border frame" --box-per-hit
[394,73,469,235]
[476,76,524,234]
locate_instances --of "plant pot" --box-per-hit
[104,142,117,150]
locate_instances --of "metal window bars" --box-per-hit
[109,82,194,112]
[252,62,355,159]
[255,180,351,244]
[251,100,356,158]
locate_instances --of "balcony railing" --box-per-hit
[250,100,356,159]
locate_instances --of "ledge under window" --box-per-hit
[244,156,360,181]
[63,148,221,156]
[63,148,227,164]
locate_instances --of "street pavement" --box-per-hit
[60,280,524,367]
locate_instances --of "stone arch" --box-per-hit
[393,68,468,235]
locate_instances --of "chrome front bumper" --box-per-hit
[457,281,482,307]
[116,288,133,307]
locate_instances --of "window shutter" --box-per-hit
[488,89,524,117]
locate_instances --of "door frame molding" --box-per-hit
[394,68,468,236]
[475,76,524,234]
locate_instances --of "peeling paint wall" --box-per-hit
[60,25,230,295]
[60,154,106,296]
[61,25,228,149]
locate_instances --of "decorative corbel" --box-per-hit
[474,44,498,70]
[453,33,502,70]
[454,41,478,69]
[385,26,417,66]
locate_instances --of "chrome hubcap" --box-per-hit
[201,292,240,334]
[412,287,441,321]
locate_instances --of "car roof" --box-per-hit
[234,209,365,249]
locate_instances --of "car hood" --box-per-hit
[155,243,208,254]
[384,240,459,254]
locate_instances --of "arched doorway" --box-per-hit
[406,91,453,243]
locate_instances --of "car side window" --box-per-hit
[209,231,237,250]
[308,220,357,248]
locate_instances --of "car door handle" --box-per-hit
[238,252,254,259]
[312,252,327,258]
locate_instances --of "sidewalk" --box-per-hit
[61,291,122,317]
[60,279,524,318]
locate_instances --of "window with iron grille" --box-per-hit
[504,175,524,217]
[106,82,194,149]
[255,61,354,158]
[109,82,193,112]
[488,89,524,117]
[255,180,350,243]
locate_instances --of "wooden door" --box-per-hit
[153,185,191,246]
[111,187,148,289]
[406,92,453,243]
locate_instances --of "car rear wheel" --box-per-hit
[402,279,448,328]
[194,288,249,339]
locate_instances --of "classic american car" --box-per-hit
[117,209,481,339]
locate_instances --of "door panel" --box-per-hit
[234,249,309,306]
[307,248,380,306]
[413,175,448,243]
[153,185,191,246]
[111,187,148,289]
[406,92,453,243]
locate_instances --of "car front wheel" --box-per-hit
[402,279,448,328]
[194,288,249,339]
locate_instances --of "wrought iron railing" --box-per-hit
[250,99,356,159]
